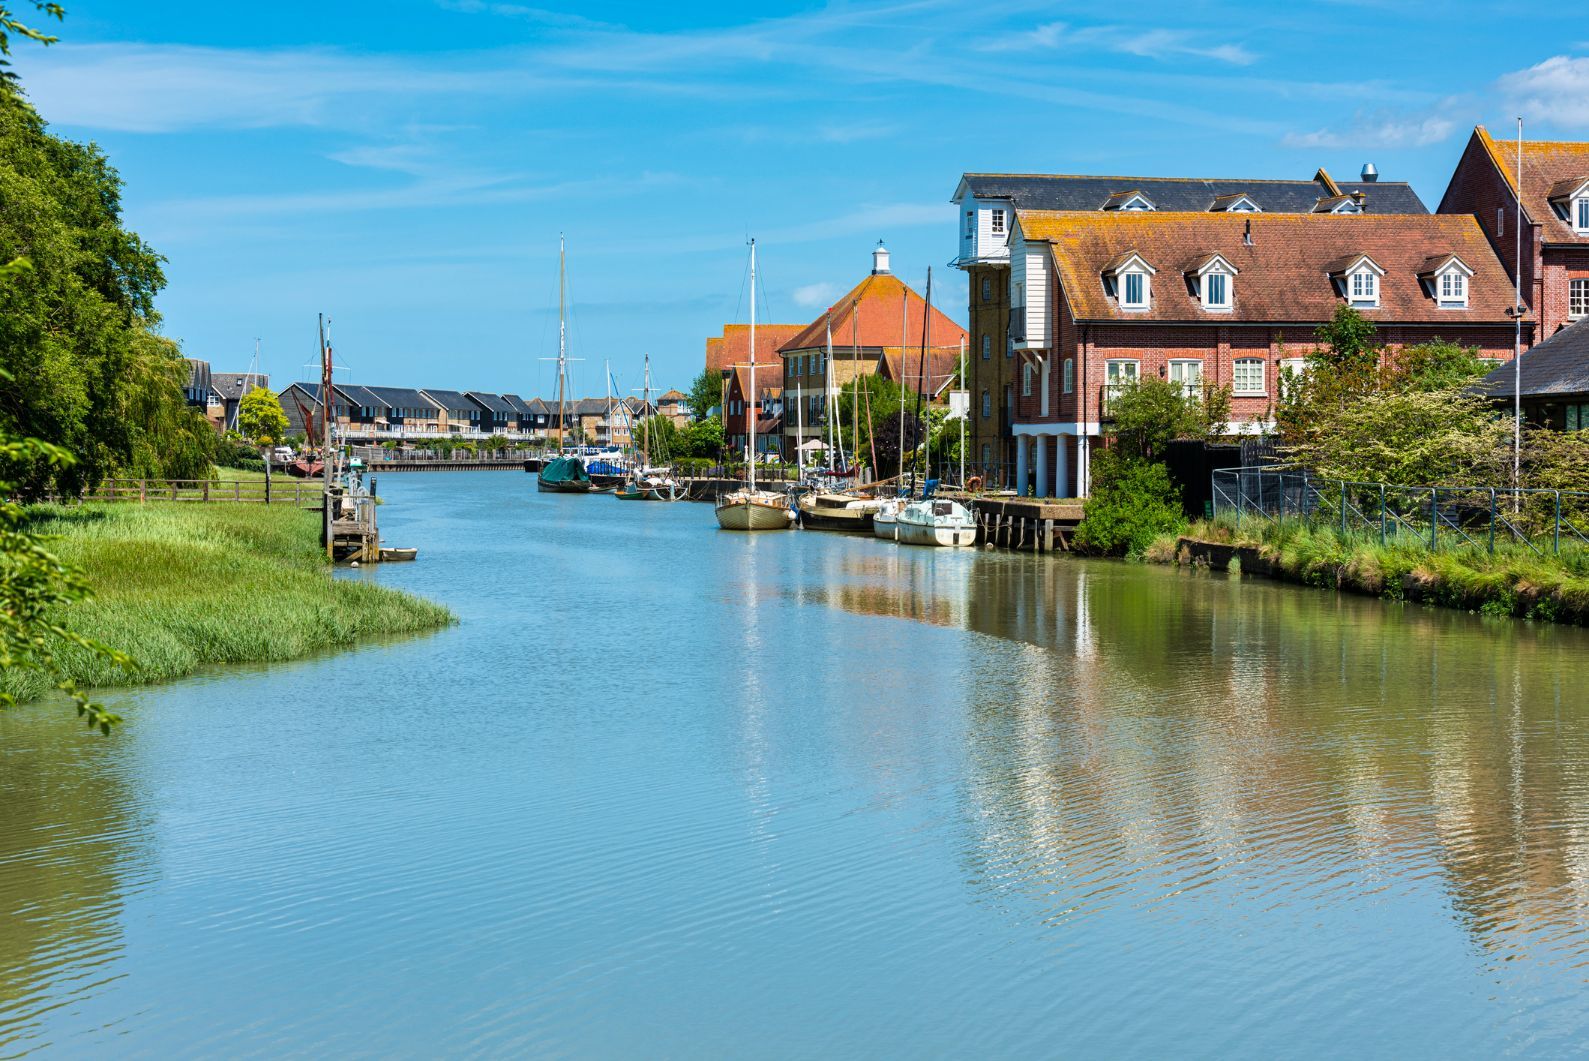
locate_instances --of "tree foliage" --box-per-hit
[0,72,212,497]
[686,367,721,421]
[1107,377,1230,462]
[238,386,289,445]
[834,374,924,473]
[1073,451,1186,557]
[676,417,724,459]
[631,414,679,460]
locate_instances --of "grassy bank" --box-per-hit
[3,502,454,703]
[1148,519,1589,625]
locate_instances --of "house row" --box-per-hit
[277,383,688,444]
[184,360,272,432]
[706,243,969,460]
[954,125,1589,497]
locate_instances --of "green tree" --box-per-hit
[1107,377,1230,462]
[238,386,288,445]
[678,417,724,459]
[0,2,62,76]
[632,414,679,460]
[1073,450,1187,557]
[686,367,721,421]
[485,433,509,455]
[1288,387,1511,486]
[1382,339,1492,393]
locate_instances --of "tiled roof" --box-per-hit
[657,389,686,401]
[420,388,474,412]
[780,271,967,354]
[499,393,535,415]
[209,372,268,399]
[707,323,805,373]
[363,386,439,410]
[465,391,515,414]
[523,397,553,414]
[1473,125,1589,245]
[334,384,385,408]
[956,172,1428,215]
[877,348,963,397]
[1015,211,1524,324]
[569,398,610,416]
[727,365,782,400]
[1480,316,1589,398]
[185,359,212,393]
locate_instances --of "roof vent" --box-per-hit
[1243,219,1253,247]
[1361,163,1379,183]
[872,240,891,275]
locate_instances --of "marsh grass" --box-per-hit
[1152,516,1589,625]
[2,502,454,703]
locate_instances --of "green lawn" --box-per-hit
[4,501,454,703]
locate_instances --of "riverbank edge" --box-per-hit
[1144,521,1589,626]
[3,501,456,704]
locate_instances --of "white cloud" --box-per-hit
[1282,114,1454,149]
[1497,55,1589,128]
[793,282,838,308]
[976,21,1256,66]
[434,0,613,29]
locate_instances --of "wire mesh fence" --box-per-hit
[1211,468,1589,557]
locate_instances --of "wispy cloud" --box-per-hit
[792,282,839,308]
[1282,113,1455,149]
[434,0,614,29]
[977,21,1256,65]
[1498,55,1589,128]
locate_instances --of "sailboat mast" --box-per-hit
[912,267,932,490]
[748,238,757,494]
[851,305,859,473]
[898,289,906,485]
[825,315,835,473]
[642,354,651,469]
[555,235,567,451]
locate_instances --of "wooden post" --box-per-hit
[140,479,147,503]
[203,479,210,503]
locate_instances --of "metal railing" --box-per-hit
[53,478,321,504]
[1212,467,1589,556]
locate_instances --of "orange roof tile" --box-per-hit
[1476,125,1589,245]
[779,272,967,354]
[877,347,965,397]
[707,323,804,373]
[1015,210,1524,324]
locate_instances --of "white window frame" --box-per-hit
[981,334,992,360]
[1104,360,1139,410]
[1232,358,1266,397]
[1437,268,1468,307]
[1201,271,1232,311]
[1021,360,1033,397]
[1120,269,1150,310]
[991,209,1006,235]
[1168,359,1204,397]
[1062,358,1074,394]
[1571,278,1589,320]
[1348,268,1379,308]
[1578,197,1589,234]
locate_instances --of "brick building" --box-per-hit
[951,168,1430,485]
[1439,126,1589,340]
[1006,211,1528,498]
[723,365,781,459]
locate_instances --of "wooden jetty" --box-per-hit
[970,498,1084,553]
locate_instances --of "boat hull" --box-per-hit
[537,476,594,493]
[895,520,977,547]
[799,507,875,532]
[894,500,978,548]
[715,495,794,530]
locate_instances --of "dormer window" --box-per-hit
[1419,254,1474,308]
[1104,190,1156,212]
[1211,193,1260,213]
[1547,178,1589,233]
[1314,194,1364,215]
[1188,253,1237,312]
[1327,254,1385,309]
[1104,252,1155,311]
[1579,198,1589,234]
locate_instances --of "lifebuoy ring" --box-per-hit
[966,475,983,492]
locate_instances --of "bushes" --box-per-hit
[1073,451,1187,558]
[214,434,265,472]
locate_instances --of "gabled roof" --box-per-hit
[185,359,212,393]
[1417,253,1474,278]
[421,388,473,411]
[1210,192,1261,212]
[706,323,805,373]
[1469,125,1589,245]
[334,384,385,409]
[779,271,966,354]
[1321,253,1385,276]
[657,389,686,402]
[1547,176,1589,202]
[1103,190,1155,211]
[499,393,535,415]
[210,372,268,399]
[1015,211,1524,324]
[465,391,516,414]
[570,397,609,416]
[1313,194,1364,213]
[363,386,440,410]
[1103,250,1155,275]
[877,348,963,398]
[523,397,552,414]
[954,172,1428,214]
[1479,316,1589,398]
[1185,253,1238,276]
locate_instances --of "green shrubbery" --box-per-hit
[1074,450,1187,558]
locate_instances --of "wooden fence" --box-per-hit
[62,478,322,504]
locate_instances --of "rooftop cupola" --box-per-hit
[872,240,891,275]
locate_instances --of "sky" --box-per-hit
[11,1,1589,399]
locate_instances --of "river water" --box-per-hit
[4,471,1589,1056]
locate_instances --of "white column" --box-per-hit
[1076,434,1092,498]
[1055,434,1070,499]
[1034,434,1048,499]
[1015,434,1030,497]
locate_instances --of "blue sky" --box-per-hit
[12,1,1589,398]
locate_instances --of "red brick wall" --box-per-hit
[1542,246,1589,338]
[1438,134,1551,332]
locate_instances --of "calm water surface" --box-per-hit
[5,471,1589,1057]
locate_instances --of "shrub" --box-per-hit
[1073,451,1187,558]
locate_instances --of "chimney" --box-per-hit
[872,240,891,275]
[1360,162,1379,183]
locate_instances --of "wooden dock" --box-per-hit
[970,498,1085,553]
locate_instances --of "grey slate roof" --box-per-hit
[210,372,268,400]
[523,397,552,415]
[465,391,516,414]
[1480,317,1589,398]
[334,384,386,409]
[363,386,440,410]
[420,389,475,412]
[185,359,212,393]
[500,393,535,416]
[955,174,1428,214]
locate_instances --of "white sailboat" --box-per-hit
[895,498,977,547]
[715,238,795,531]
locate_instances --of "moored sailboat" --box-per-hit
[895,497,977,547]
[797,491,881,532]
[616,354,685,501]
[715,238,794,531]
[537,235,596,494]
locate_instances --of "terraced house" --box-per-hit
[951,167,1430,485]
[1004,210,1526,498]
[1440,126,1589,339]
